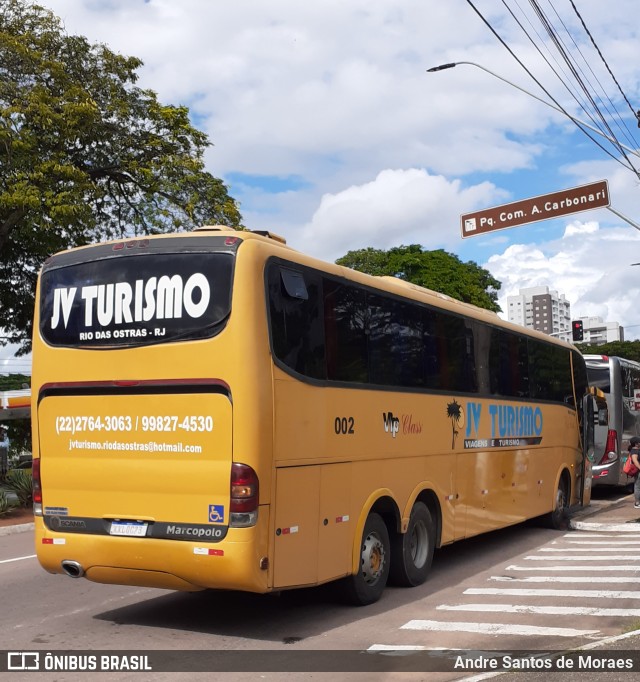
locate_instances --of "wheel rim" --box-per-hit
[361,531,386,585]
[553,485,567,524]
[410,520,429,568]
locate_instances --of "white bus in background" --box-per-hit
[584,354,640,487]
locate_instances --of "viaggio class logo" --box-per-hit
[50,273,211,330]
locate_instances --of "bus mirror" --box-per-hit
[582,394,595,462]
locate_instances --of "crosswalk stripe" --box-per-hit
[563,540,640,545]
[538,547,640,552]
[400,620,599,637]
[437,603,640,617]
[368,644,429,651]
[506,564,640,571]
[524,554,640,560]
[563,533,640,538]
[465,587,640,598]
[489,575,640,583]
[571,521,640,532]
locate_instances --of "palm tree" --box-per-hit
[447,400,464,449]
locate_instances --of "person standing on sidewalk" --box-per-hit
[628,436,640,509]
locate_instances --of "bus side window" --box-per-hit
[488,329,530,399]
[368,294,424,387]
[323,279,368,383]
[528,342,573,403]
[423,310,476,393]
[268,264,326,379]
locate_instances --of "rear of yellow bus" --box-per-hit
[32,229,274,593]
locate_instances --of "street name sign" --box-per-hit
[460,180,610,238]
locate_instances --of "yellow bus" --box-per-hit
[32,226,594,605]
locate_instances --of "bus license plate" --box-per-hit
[109,521,148,537]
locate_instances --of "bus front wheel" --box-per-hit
[389,501,434,587]
[342,512,390,606]
[546,477,569,530]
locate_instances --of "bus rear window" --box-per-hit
[40,252,234,348]
[586,367,610,393]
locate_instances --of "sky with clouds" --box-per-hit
[3,0,640,373]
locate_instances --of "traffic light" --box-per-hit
[572,320,584,342]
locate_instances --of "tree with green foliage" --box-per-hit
[1,0,242,354]
[3,420,31,464]
[0,373,29,391]
[336,245,502,312]
[575,340,640,363]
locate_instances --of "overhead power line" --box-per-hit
[568,0,640,124]
[464,0,640,180]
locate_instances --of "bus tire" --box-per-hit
[546,477,569,530]
[342,512,390,606]
[389,502,434,587]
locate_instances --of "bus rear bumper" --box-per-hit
[591,463,621,487]
[34,512,271,593]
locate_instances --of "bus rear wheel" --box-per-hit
[342,512,390,606]
[389,501,434,587]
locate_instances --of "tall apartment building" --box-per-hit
[507,286,572,341]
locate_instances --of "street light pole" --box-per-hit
[427,61,640,161]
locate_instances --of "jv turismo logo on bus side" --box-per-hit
[447,400,544,449]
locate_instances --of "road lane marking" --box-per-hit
[0,554,36,564]
[437,603,640,617]
[506,564,640,571]
[400,620,599,637]
[465,587,640,598]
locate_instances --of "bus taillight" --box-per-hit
[599,429,618,465]
[32,458,43,516]
[230,463,259,528]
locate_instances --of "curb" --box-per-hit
[569,519,640,532]
[0,521,34,537]
[568,493,640,532]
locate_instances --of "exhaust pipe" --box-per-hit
[61,560,85,578]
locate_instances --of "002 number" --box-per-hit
[334,416,355,435]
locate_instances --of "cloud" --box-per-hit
[40,0,561,183]
[31,0,640,342]
[294,168,508,261]
[486,220,640,337]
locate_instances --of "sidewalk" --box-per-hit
[0,505,34,536]
[569,490,640,531]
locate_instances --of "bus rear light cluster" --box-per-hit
[32,458,43,516]
[599,429,618,465]
[230,462,259,528]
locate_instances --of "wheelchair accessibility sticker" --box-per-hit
[208,505,225,524]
